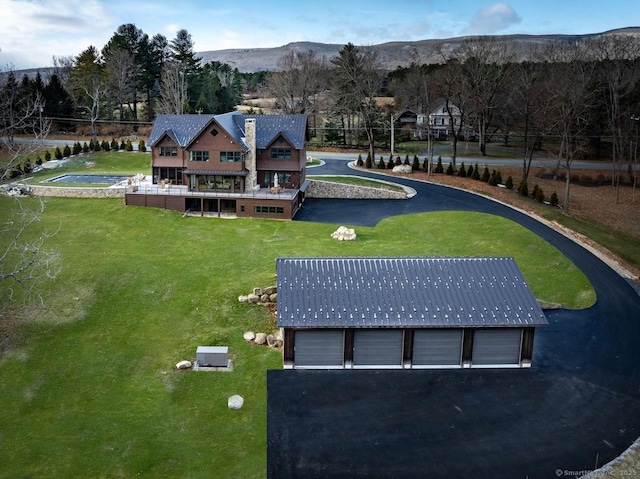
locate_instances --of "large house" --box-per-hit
[277,256,548,369]
[125,112,308,219]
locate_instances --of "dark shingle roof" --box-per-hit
[276,257,548,328]
[148,112,307,150]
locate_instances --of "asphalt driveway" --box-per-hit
[267,159,640,478]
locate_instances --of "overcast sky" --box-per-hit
[1,0,639,70]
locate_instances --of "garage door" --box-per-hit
[353,330,403,368]
[472,329,522,366]
[412,330,463,367]
[294,330,344,368]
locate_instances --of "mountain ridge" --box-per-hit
[197,27,640,72]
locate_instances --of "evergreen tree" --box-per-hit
[54,146,62,160]
[458,162,466,177]
[395,156,402,166]
[44,150,51,161]
[412,155,420,171]
[496,171,503,185]
[377,156,386,169]
[550,192,559,206]
[83,142,90,153]
[422,158,428,171]
[126,139,134,151]
[505,176,514,189]
[138,140,147,152]
[111,138,119,150]
[472,163,480,180]
[404,154,410,165]
[120,140,126,150]
[102,140,110,151]
[489,170,497,186]
[446,163,454,175]
[365,154,372,169]
[481,166,490,182]
[62,145,71,157]
[356,154,363,166]
[387,157,395,169]
[517,179,529,197]
[535,186,545,203]
[435,157,443,173]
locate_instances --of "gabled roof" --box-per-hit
[276,257,548,329]
[148,112,307,150]
[148,114,216,147]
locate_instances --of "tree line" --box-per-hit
[264,36,640,210]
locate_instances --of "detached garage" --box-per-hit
[276,257,548,369]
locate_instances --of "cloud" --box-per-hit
[462,2,521,35]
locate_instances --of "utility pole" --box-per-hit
[390,114,394,156]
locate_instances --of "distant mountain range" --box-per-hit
[198,27,640,72]
[8,27,640,80]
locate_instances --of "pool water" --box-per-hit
[47,174,129,184]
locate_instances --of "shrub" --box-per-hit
[126,140,133,151]
[387,158,395,169]
[535,186,545,203]
[446,163,454,175]
[550,192,559,206]
[120,140,126,150]
[357,154,363,167]
[377,157,386,169]
[472,163,480,180]
[365,154,372,168]
[458,162,467,177]
[435,157,444,173]
[532,184,540,199]
[496,171,503,185]
[518,179,529,197]
[54,146,62,160]
[395,156,402,166]
[505,176,514,189]
[481,166,490,182]
[44,150,51,161]
[412,155,420,171]
[422,158,429,171]
[488,170,497,186]
[404,154,410,166]
[111,138,119,150]
[35,156,43,166]
[23,161,32,173]
[82,142,89,153]
[73,142,81,155]
[63,145,71,157]
[102,140,110,151]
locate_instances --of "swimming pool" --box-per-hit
[46,174,129,184]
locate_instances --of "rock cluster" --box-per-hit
[331,225,357,241]
[243,330,283,349]
[238,286,277,305]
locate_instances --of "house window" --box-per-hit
[265,171,292,186]
[211,128,218,137]
[159,146,177,156]
[220,151,242,163]
[254,205,284,214]
[271,147,291,159]
[189,151,209,162]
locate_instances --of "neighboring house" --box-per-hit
[277,256,548,369]
[428,101,471,140]
[126,112,308,219]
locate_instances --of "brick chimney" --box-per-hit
[244,118,258,190]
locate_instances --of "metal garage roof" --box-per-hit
[276,257,548,328]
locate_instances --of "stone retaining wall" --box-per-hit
[25,185,128,198]
[306,179,407,199]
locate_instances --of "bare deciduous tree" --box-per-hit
[0,69,60,326]
[156,61,188,114]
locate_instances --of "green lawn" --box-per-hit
[0,193,595,478]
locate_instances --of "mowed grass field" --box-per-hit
[0,168,595,477]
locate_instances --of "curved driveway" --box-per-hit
[268,157,640,479]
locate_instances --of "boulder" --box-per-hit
[254,333,267,345]
[267,335,283,348]
[176,360,192,370]
[253,287,263,296]
[393,164,413,174]
[228,395,244,410]
[269,293,278,302]
[264,286,277,295]
[243,331,256,341]
[247,293,260,303]
[260,294,270,303]
[238,295,248,303]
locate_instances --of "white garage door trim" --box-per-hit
[471,329,522,368]
[353,330,404,369]
[412,329,463,368]
[294,330,344,369]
